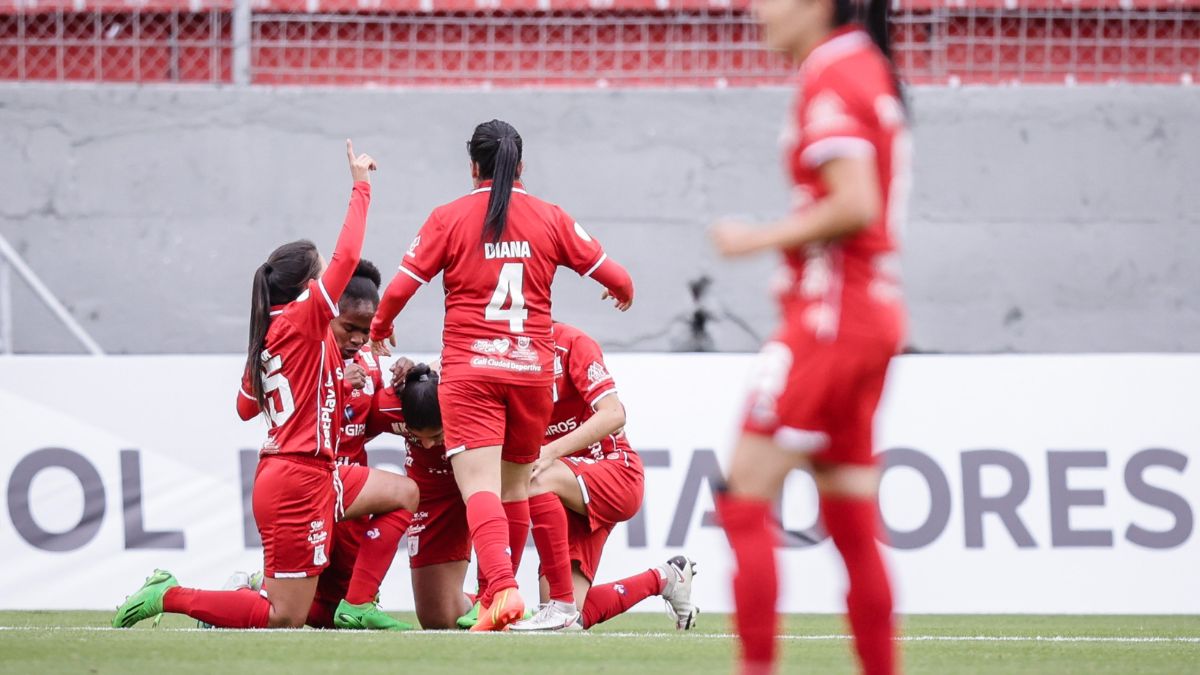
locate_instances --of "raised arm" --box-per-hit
[320,140,377,303]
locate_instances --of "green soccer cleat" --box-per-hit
[112,569,179,628]
[333,599,414,631]
[455,601,481,629]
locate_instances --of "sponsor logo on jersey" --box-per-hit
[406,235,421,258]
[587,362,612,388]
[554,354,563,376]
[310,520,325,531]
[546,417,579,436]
[320,372,337,452]
[483,241,531,259]
[343,423,366,438]
[471,338,511,355]
[469,356,542,373]
[308,530,328,545]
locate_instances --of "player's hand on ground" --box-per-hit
[602,289,633,312]
[346,139,378,183]
[710,219,760,258]
[389,356,415,390]
[344,363,367,390]
[370,334,396,358]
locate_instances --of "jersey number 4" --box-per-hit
[486,262,528,333]
[261,353,295,426]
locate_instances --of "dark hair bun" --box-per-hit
[353,259,382,288]
[405,363,437,384]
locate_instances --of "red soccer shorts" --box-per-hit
[407,489,471,569]
[253,455,336,579]
[559,451,645,582]
[336,462,371,519]
[742,330,896,466]
[439,379,555,464]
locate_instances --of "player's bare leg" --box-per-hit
[813,463,895,675]
[261,576,321,628]
[452,445,525,631]
[717,432,807,675]
[341,468,418,519]
[411,561,472,629]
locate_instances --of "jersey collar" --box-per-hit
[472,179,528,195]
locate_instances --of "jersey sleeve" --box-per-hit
[236,368,260,421]
[554,208,607,277]
[796,65,877,170]
[565,332,618,408]
[366,386,407,438]
[398,211,450,286]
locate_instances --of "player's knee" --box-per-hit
[395,477,420,511]
[267,609,308,629]
[416,609,458,630]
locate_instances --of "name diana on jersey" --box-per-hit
[483,241,531,259]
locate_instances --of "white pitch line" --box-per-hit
[0,627,1197,643]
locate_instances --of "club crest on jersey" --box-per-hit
[483,241,531,259]
[511,336,537,363]
[343,405,354,422]
[313,544,327,566]
[406,235,421,258]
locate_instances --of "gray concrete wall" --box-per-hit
[1,85,1197,354]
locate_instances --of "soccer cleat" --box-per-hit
[660,555,699,630]
[508,600,582,632]
[468,588,526,632]
[197,571,265,628]
[333,599,414,631]
[112,569,179,628]
[455,601,481,629]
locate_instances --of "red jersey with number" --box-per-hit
[337,347,384,467]
[397,181,608,386]
[777,27,909,345]
[366,386,458,500]
[546,322,634,461]
[247,278,347,461]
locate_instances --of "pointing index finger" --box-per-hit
[346,139,355,162]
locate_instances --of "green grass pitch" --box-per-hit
[1,612,1197,674]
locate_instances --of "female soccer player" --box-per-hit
[114,141,420,630]
[708,0,909,672]
[510,321,699,632]
[366,363,477,629]
[370,120,634,631]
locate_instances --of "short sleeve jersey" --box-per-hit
[251,278,346,461]
[778,27,909,344]
[336,346,383,467]
[397,181,607,386]
[366,386,458,500]
[545,322,633,460]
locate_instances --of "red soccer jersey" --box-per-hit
[366,386,459,500]
[395,181,608,385]
[546,322,634,460]
[337,347,384,467]
[777,26,909,344]
[246,278,347,461]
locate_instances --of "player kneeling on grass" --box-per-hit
[223,261,416,631]
[112,142,420,630]
[499,322,698,632]
[363,362,482,629]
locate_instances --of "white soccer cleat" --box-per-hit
[508,600,582,632]
[661,555,699,630]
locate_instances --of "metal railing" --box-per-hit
[0,234,104,355]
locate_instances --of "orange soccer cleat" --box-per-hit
[468,587,526,633]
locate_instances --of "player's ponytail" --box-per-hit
[399,363,441,431]
[244,239,322,411]
[340,259,382,313]
[833,0,903,103]
[468,119,523,243]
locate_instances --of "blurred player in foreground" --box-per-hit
[508,322,698,632]
[709,0,911,672]
[370,120,634,631]
[113,142,420,630]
